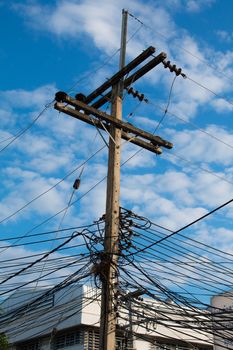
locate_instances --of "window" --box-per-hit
[83,330,127,350]
[84,329,99,350]
[53,330,82,349]
[116,336,127,350]
[17,341,40,350]
[151,343,198,350]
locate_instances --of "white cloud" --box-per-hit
[0,167,71,222]
[121,171,210,230]
[211,98,233,113]
[190,172,233,208]
[0,85,56,110]
[1,0,233,309]
[144,196,207,231]
[29,152,73,173]
[9,0,233,123]
[0,240,88,296]
[8,0,178,77]
[120,154,233,231]
[0,109,16,129]
[12,1,121,53]
[18,133,53,155]
[162,0,215,13]
[166,40,233,119]
[193,224,233,257]
[121,143,157,169]
[216,30,233,43]
[185,0,215,12]
[168,125,233,166]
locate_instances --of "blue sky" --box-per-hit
[1,0,233,303]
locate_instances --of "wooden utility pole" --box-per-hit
[54,9,180,350]
[99,10,128,350]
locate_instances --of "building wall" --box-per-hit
[2,285,214,350]
[11,327,101,350]
[80,285,100,327]
[211,292,233,350]
[2,285,84,344]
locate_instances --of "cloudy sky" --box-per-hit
[1,0,233,300]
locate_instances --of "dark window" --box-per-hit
[53,330,82,349]
[17,341,40,350]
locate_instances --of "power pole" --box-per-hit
[99,10,128,350]
[54,10,182,350]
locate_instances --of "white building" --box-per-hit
[211,292,233,350]
[0,285,213,350]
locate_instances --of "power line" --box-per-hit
[132,229,233,282]
[119,271,232,346]
[0,234,88,249]
[147,98,233,151]
[0,101,53,154]
[119,211,233,298]
[148,224,233,262]
[127,197,233,256]
[0,224,95,242]
[186,75,233,108]
[0,101,155,250]
[128,10,233,86]
[67,19,144,95]
[153,75,177,131]
[0,262,94,333]
[0,80,174,254]
[131,239,233,294]
[0,134,16,145]
[0,229,88,291]
[0,253,91,299]
[0,144,106,230]
[163,150,233,187]
[0,22,143,158]
[127,11,233,117]
[124,86,233,188]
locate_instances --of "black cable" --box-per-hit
[0,223,96,242]
[163,150,233,187]
[148,98,233,151]
[131,228,233,285]
[118,266,233,342]
[153,75,177,132]
[0,259,92,323]
[0,102,53,154]
[0,145,106,226]
[0,234,90,249]
[146,219,233,261]
[0,229,88,291]
[67,18,143,94]
[6,274,95,335]
[128,10,233,87]
[127,197,233,256]
[7,290,101,341]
